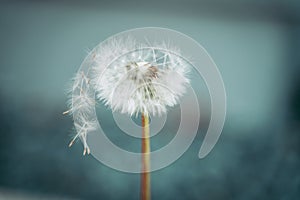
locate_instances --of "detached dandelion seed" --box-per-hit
[65,35,190,200]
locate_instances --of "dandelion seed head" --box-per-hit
[92,39,190,117]
[66,36,191,153]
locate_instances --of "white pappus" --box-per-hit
[65,36,191,155]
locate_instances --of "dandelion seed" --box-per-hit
[62,110,70,115]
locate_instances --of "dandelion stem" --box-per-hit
[141,113,151,200]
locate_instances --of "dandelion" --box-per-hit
[65,36,190,200]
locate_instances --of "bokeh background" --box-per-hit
[0,0,299,199]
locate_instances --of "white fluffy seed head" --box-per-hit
[93,38,190,116]
[66,36,190,154]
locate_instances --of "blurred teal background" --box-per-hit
[0,0,299,199]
